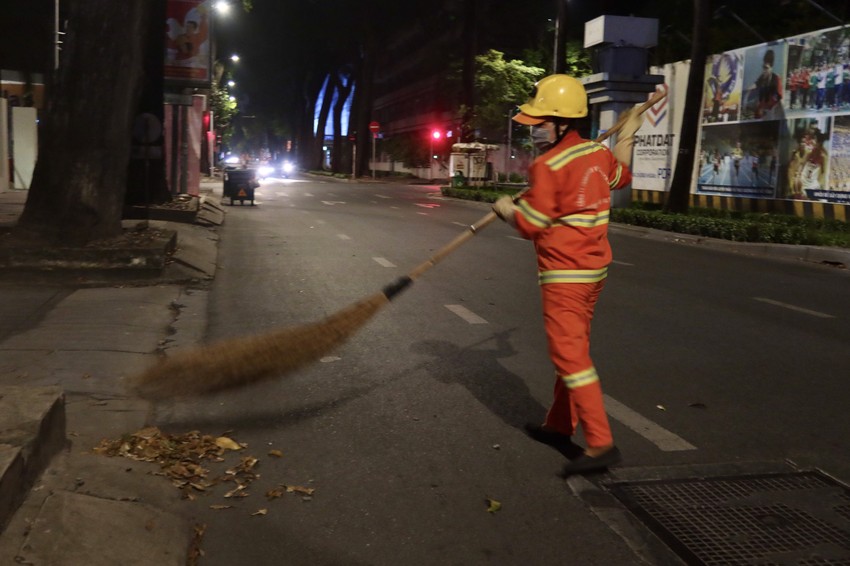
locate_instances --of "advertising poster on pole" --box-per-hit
[164,0,212,87]
[632,61,689,192]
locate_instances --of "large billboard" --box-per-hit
[165,0,212,87]
[633,24,850,205]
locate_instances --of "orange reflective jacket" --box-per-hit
[514,130,632,284]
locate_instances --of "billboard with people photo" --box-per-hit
[634,23,850,205]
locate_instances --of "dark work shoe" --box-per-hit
[559,446,622,477]
[524,424,584,459]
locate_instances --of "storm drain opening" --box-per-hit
[606,470,850,565]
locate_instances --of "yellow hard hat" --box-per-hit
[514,74,588,125]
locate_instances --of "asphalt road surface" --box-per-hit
[158,174,850,565]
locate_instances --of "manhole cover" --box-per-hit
[607,470,850,565]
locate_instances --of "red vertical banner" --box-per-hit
[164,0,211,87]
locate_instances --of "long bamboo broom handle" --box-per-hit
[403,86,668,284]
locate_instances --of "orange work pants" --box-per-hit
[540,280,613,448]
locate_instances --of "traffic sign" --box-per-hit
[369,121,380,133]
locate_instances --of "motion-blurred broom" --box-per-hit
[133,87,667,399]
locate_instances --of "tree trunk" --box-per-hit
[297,72,325,170]
[18,0,154,245]
[125,0,171,207]
[461,0,479,142]
[353,38,376,178]
[331,72,353,173]
[313,74,336,171]
[665,0,711,214]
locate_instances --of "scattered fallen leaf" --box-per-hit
[252,508,268,516]
[656,405,666,411]
[224,485,249,498]
[285,485,315,496]
[268,449,283,458]
[187,523,206,566]
[486,498,501,513]
[215,437,243,451]
[266,488,285,500]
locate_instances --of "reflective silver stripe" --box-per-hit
[516,198,552,229]
[557,210,610,228]
[609,163,623,187]
[546,142,605,172]
[538,267,608,284]
[562,367,599,389]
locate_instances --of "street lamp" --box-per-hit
[214,1,231,15]
[230,54,240,63]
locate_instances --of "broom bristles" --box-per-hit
[133,292,390,399]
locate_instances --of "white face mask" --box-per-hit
[531,125,553,149]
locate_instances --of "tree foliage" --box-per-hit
[469,50,545,140]
[209,81,238,148]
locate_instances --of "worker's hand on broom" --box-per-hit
[613,107,643,167]
[492,195,517,226]
[618,107,644,139]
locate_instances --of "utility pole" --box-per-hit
[553,0,567,74]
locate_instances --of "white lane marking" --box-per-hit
[322,200,346,206]
[417,212,429,216]
[374,194,391,199]
[390,206,400,210]
[612,260,634,266]
[507,236,526,242]
[337,234,351,241]
[304,192,314,197]
[452,222,468,227]
[603,395,697,452]
[415,203,440,209]
[373,257,396,268]
[753,297,835,319]
[445,305,488,324]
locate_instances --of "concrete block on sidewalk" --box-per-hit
[13,491,191,565]
[0,386,65,532]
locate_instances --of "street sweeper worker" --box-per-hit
[492,74,642,476]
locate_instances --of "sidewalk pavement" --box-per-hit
[0,179,848,564]
[0,180,223,564]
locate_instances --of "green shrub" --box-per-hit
[508,172,526,183]
[606,206,849,248]
[441,189,849,248]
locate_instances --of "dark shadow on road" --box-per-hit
[410,330,548,432]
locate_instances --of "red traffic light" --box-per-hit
[431,130,442,140]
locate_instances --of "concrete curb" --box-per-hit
[610,223,850,271]
[0,387,65,532]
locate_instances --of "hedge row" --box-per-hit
[441,186,850,248]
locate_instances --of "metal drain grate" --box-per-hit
[607,470,850,565]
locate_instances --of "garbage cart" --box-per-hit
[223,168,258,205]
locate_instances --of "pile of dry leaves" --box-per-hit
[93,426,314,506]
